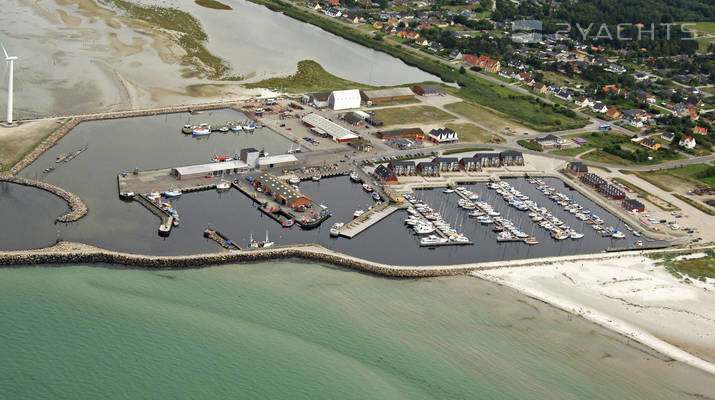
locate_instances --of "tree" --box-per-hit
[459,66,466,74]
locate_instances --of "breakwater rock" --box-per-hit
[2,242,710,278]
[0,176,87,222]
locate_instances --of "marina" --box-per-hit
[8,108,651,264]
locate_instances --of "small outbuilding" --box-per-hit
[622,199,645,213]
[412,84,445,96]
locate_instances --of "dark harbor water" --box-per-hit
[10,111,642,264]
[0,182,68,250]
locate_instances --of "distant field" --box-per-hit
[445,123,502,144]
[679,21,715,52]
[373,105,455,126]
[624,164,715,193]
[444,101,529,135]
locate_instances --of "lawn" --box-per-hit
[456,80,588,132]
[444,101,529,135]
[372,105,455,126]
[678,21,715,53]
[639,164,715,190]
[246,60,373,93]
[444,123,502,144]
[550,131,630,157]
[581,150,635,165]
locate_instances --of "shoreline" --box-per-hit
[472,259,715,376]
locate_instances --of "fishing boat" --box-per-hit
[219,126,229,133]
[281,219,294,228]
[249,231,274,248]
[288,176,301,185]
[244,124,256,131]
[330,222,344,237]
[362,184,373,192]
[349,171,361,183]
[181,124,193,134]
[254,108,265,115]
[312,174,321,181]
[372,192,381,201]
[230,123,242,132]
[192,123,211,136]
[524,237,539,245]
[163,189,182,198]
[216,180,231,191]
[353,209,365,218]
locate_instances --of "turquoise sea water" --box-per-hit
[1,262,713,399]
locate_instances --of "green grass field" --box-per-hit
[517,139,542,152]
[445,123,502,144]
[550,131,631,157]
[373,105,455,126]
[658,164,715,187]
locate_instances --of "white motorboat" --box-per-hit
[330,222,344,237]
[353,209,365,218]
[569,231,584,239]
[420,235,447,246]
[288,177,301,185]
[443,189,455,193]
[216,180,231,191]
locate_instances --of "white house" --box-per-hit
[428,127,458,144]
[679,135,696,149]
[591,102,607,113]
[328,89,361,110]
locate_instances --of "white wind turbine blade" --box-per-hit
[1,44,7,59]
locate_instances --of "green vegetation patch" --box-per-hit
[658,250,715,281]
[552,131,630,157]
[245,60,372,93]
[195,0,233,10]
[373,105,455,126]
[444,123,501,144]
[99,0,232,79]
[442,147,493,155]
[517,140,542,152]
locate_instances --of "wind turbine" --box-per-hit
[2,44,17,125]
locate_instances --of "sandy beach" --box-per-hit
[472,254,715,375]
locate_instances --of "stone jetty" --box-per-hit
[0,175,87,222]
[0,241,707,278]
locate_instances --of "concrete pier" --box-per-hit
[133,194,175,236]
[338,202,405,238]
[204,229,241,250]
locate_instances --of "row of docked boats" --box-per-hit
[181,120,260,136]
[450,186,538,244]
[147,192,181,227]
[527,178,628,239]
[403,194,470,245]
[490,181,583,241]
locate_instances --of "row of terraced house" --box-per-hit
[373,151,524,184]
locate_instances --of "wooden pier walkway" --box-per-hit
[338,202,405,238]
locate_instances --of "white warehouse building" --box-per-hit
[328,89,361,110]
